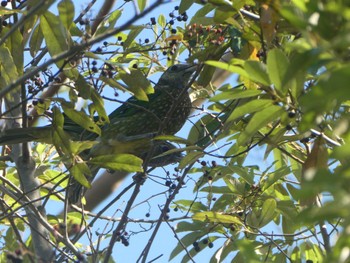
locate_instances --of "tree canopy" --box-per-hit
[0,0,350,262]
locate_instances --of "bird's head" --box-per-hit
[157,64,197,89]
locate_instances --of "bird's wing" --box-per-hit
[108,91,162,120]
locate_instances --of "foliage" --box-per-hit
[0,0,349,262]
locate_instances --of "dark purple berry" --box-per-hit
[286,124,293,130]
[171,28,177,34]
[150,17,156,25]
[208,242,214,248]
[1,1,7,7]
[288,111,296,118]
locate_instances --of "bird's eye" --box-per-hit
[171,65,178,71]
[161,145,170,151]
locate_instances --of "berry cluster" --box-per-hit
[200,159,220,182]
[168,5,188,23]
[148,6,189,60]
[116,231,130,246]
[88,59,115,79]
[1,0,8,7]
[26,73,44,95]
[185,23,226,47]
[193,238,214,252]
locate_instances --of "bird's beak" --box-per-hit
[184,64,198,75]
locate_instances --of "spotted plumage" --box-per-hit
[0,64,196,204]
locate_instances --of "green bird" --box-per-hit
[0,64,196,203]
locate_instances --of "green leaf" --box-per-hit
[52,107,72,155]
[70,141,97,155]
[29,24,44,57]
[123,27,143,48]
[262,166,291,191]
[179,0,194,14]
[175,200,207,212]
[169,231,201,261]
[209,0,234,8]
[267,48,289,92]
[179,151,204,169]
[214,9,236,23]
[0,46,19,89]
[137,0,147,12]
[40,11,70,67]
[227,99,273,123]
[94,9,122,36]
[244,61,271,86]
[90,89,109,123]
[0,7,24,15]
[205,60,249,79]
[70,162,91,188]
[119,69,153,101]
[89,154,143,172]
[210,89,262,102]
[74,73,92,99]
[200,186,236,194]
[62,103,101,136]
[154,135,193,145]
[175,221,208,232]
[158,14,166,28]
[237,105,284,146]
[211,239,236,263]
[4,28,23,74]
[192,211,242,225]
[228,166,255,185]
[58,0,75,30]
[258,198,277,227]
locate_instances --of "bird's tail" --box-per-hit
[0,126,52,145]
[67,165,100,205]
